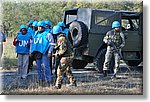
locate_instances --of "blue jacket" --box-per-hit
[31,31,54,54]
[15,32,31,54]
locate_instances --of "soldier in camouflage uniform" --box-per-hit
[103,21,125,77]
[53,34,76,89]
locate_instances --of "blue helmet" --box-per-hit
[28,20,34,25]
[57,22,65,27]
[112,21,120,28]
[20,25,27,31]
[32,21,38,27]
[37,21,46,28]
[52,25,62,34]
[45,20,52,27]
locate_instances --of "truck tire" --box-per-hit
[69,21,88,47]
[72,59,88,69]
[68,31,73,45]
[95,49,114,73]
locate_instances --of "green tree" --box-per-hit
[2,0,143,37]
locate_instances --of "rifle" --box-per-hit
[111,41,123,59]
[108,40,123,59]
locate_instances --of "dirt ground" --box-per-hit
[0,63,143,95]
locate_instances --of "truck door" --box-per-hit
[121,12,142,63]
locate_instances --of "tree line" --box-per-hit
[2,0,143,36]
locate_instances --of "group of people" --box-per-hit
[12,19,125,89]
[13,20,76,89]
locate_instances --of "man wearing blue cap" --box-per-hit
[57,22,69,38]
[13,25,31,79]
[30,21,54,86]
[103,21,125,77]
[45,20,52,33]
[27,20,34,33]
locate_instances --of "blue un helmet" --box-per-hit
[20,25,27,31]
[57,22,65,27]
[37,21,46,28]
[52,25,62,34]
[45,20,52,27]
[28,20,34,26]
[32,21,38,27]
[112,21,120,28]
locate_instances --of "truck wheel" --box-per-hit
[127,60,141,66]
[69,21,88,47]
[68,32,73,45]
[72,59,88,69]
[95,49,114,73]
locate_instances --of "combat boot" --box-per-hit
[54,84,61,89]
[66,81,77,87]
[103,70,108,77]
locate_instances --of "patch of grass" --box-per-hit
[1,72,143,95]
[2,37,18,70]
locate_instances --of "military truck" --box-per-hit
[63,8,143,72]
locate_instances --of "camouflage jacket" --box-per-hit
[103,29,125,48]
[55,34,73,57]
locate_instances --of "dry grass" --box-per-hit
[1,71,143,95]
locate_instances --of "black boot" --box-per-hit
[103,70,107,77]
[54,84,61,89]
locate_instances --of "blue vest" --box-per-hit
[15,32,31,54]
[31,31,50,54]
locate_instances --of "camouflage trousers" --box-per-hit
[103,46,121,73]
[55,56,76,86]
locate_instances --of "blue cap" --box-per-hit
[45,20,52,27]
[57,22,65,27]
[52,25,62,34]
[32,21,38,27]
[20,25,27,31]
[37,21,46,28]
[112,21,120,28]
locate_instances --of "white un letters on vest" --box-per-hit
[19,40,29,47]
[33,37,42,44]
